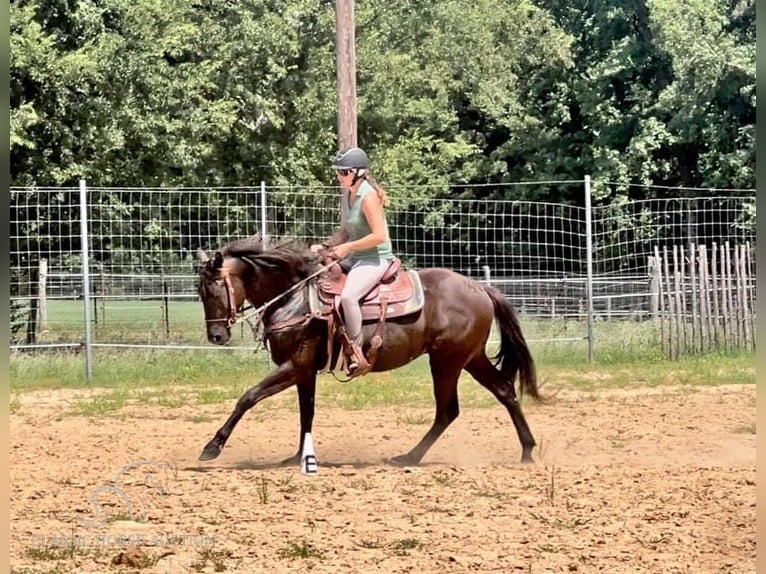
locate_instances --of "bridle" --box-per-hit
[203,259,337,336]
[204,267,239,328]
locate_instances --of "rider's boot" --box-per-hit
[344,336,370,377]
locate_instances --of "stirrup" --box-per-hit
[345,342,370,377]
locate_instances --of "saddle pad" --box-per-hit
[308,269,425,322]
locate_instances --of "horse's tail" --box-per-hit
[484,284,544,403]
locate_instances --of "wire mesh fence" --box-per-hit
[10,180,756,365]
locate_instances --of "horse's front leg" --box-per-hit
[199,361,302,461]
[280,373,317,466]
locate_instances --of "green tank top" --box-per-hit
[341,179,394,265]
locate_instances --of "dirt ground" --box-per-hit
[10,383,756,574]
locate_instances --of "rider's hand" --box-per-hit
[329,243,352,261]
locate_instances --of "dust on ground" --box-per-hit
[10,383,756,573]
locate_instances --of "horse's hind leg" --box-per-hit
[391,356,461,466]
[465,354,536,463]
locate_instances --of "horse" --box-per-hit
[196,235,543,466]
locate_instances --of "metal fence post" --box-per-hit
[79,179,94,379]
[259,179,273,368]
[584,175,595,363]
[260,180,268,246]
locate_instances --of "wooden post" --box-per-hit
[720,243,730,350]
[606,296,611,321]
[92,275,98,326]
[745,242,756,350]
[335,0,357,149]
[161,272,170,337]
[663,246,674,359]
[711,243,721,349]
[654,248,665,356]
[649,256,660,318]
[732,245,746,348]
[724,242,736,349]
[698,245,711,353]
[100,271,107,325]
[38,259,48,332]
[736,245,748,349]
[26,298,38,345]
[673,245,686,358]
[26,265,39,344]
[689,243,698,353]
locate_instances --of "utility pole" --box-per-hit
[335,0,357,149]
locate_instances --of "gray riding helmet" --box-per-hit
[331,147,370,170]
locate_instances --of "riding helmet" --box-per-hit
[331,147,370,170]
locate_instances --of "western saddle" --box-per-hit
[308,257,425,378]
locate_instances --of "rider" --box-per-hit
[319,147,396,376]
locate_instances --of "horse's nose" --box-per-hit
[212,333,223,344]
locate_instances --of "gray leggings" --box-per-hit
[339,260,392,344]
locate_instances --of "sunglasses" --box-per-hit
[336,169,351,177]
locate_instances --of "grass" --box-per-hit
[192,549,229,572]
[389,538,421,556]
[278,540,325,560]
[12,567,70,574]
[10,314,755,417]
[25,545,90,561]
[256,476,270,504]
[71,387,132,416]
[9,346,755,417]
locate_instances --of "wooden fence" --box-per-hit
[651,242,756,358]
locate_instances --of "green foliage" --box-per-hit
[354,0,576,200]
[9,346,754,409]
[10,0,754,192]
[8,0,754,305]
[539,0,754,199]
[647,0,755,188]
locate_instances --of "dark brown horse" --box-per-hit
[196,236,542,466]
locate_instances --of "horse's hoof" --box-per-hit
[389,454,417,467]
[521,453,534,464]
[199,441,222,461]
[280,453,301,466]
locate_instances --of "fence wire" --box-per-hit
[10,181,755,362]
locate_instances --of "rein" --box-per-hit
[206,260,337,339]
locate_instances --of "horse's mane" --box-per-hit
[221,235,316,278]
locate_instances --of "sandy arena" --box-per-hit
[10,383,755,573]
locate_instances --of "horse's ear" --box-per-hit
[197,248,210,265]
[213,251,224,269]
